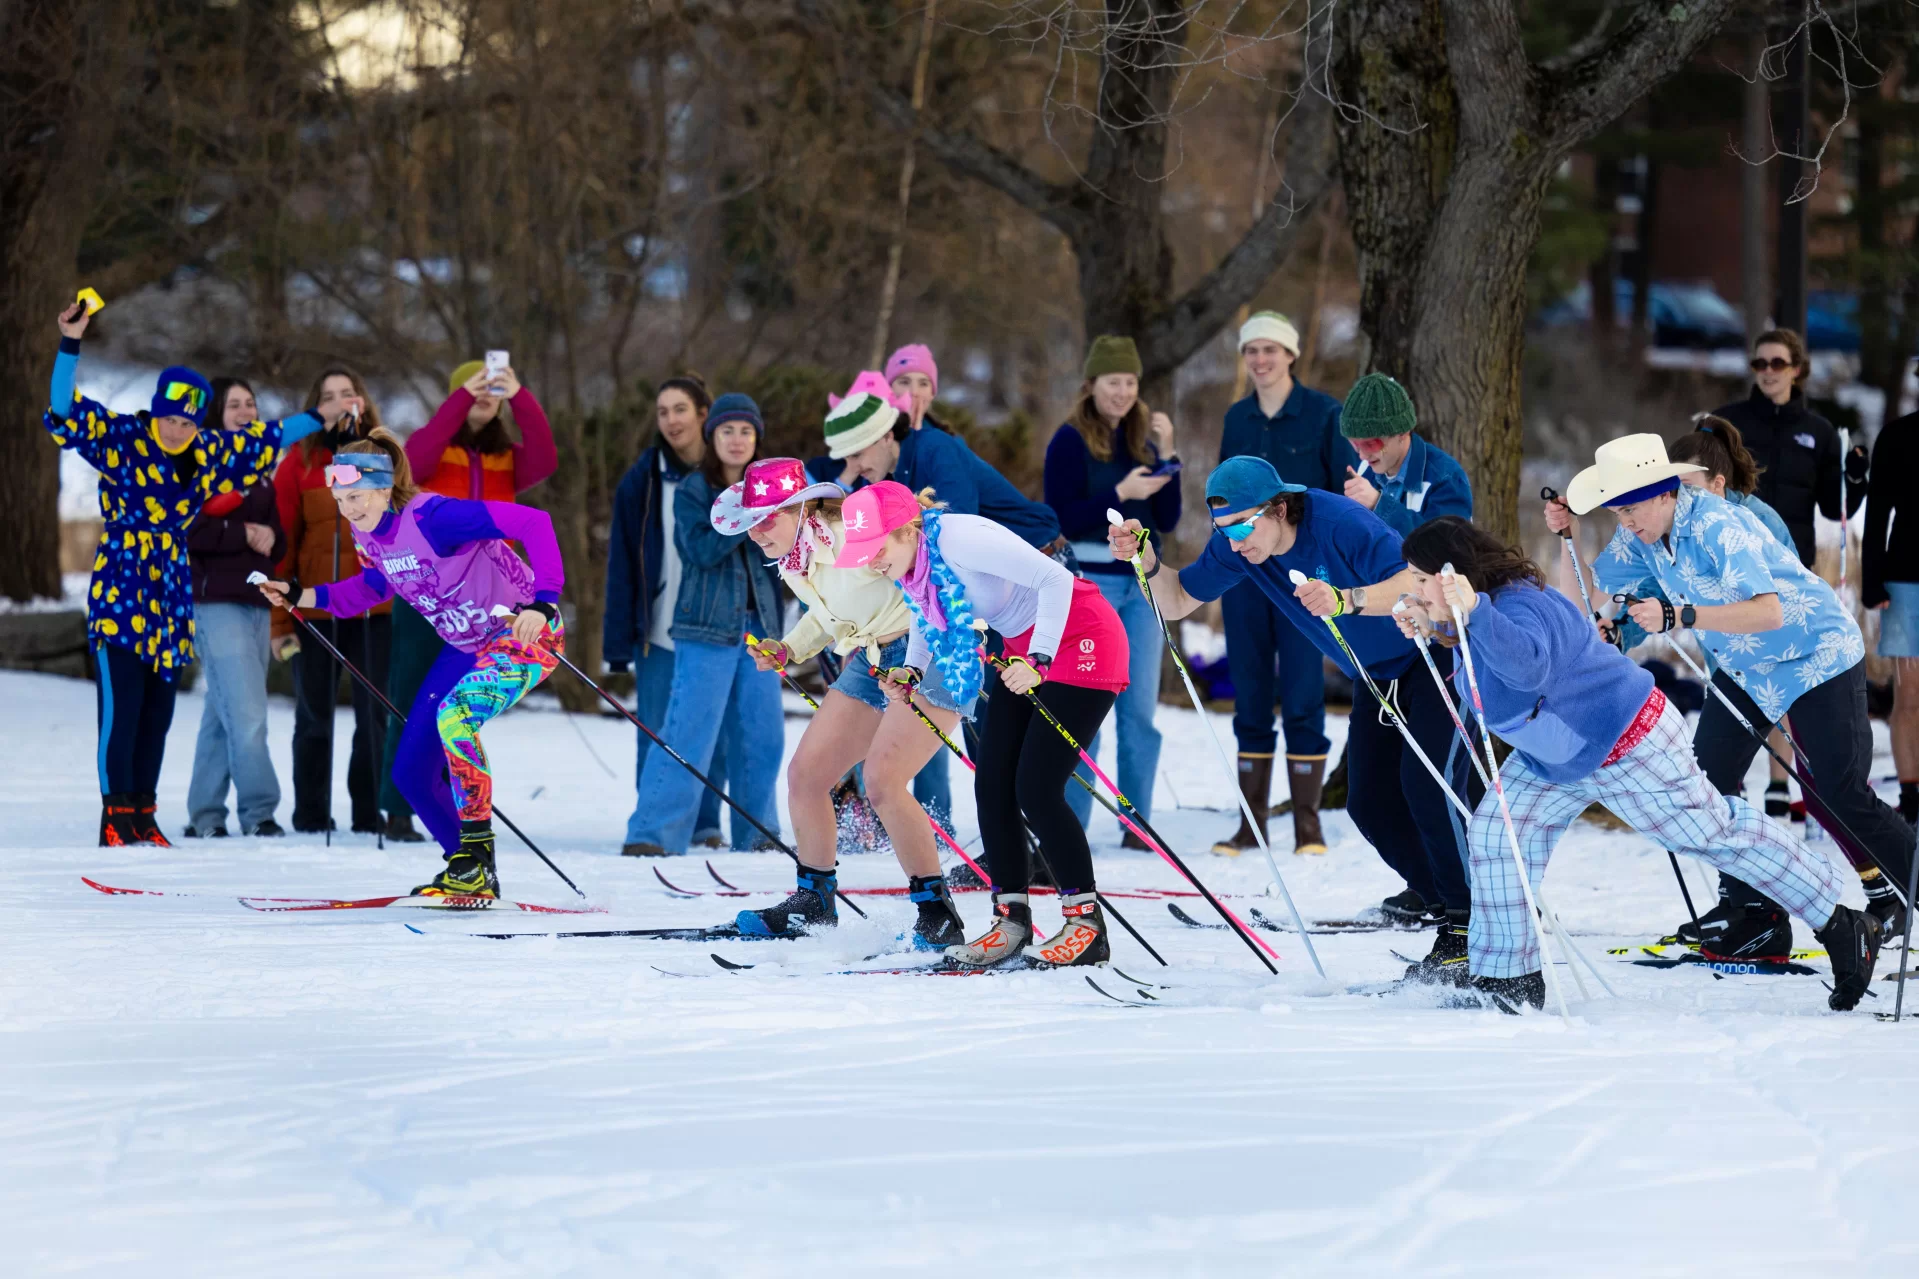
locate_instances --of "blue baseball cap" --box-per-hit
[151,366,212,427]
[1205,455,1305,515]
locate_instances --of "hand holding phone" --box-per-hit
[484,349,509,395]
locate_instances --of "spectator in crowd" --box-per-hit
[1864,404,1919,827]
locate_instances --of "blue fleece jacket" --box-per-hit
[1455,581,1654,784]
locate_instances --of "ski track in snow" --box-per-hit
[4,668,1918,1276]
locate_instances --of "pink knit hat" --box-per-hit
[884,344,939,398]
[827,370,913,415]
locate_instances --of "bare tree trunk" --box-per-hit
[1741,26,1772,343]
[867,0,939,370]
[0,0,130,602]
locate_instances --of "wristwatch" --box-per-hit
[1679,604,1697,630]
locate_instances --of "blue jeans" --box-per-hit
[1222,578,1330,757]
[1067,572,1164,824]
[625,644,725,846]
[186,603,281,831]
[630,639,781,852]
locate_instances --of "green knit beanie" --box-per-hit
[1083,335,1142,381]
[1341,373,1416,438]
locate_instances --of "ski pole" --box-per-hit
[1894,821,1918,1022]
[1541,486,1598,621]
[1107,511,1326,979]
[249,576,585,899]
[1390,599,1614,999]
[1435,565,1572,1021]
[876,661,1168,968]
[493,610,866,918]
[988,656,1281,974]
[1620,595,1910,905]
[1839,428,1849,591]
[746,636,998,892]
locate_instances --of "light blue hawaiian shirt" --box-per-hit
[1593,484,1864,721]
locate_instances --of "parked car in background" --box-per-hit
[1536,279,1746,349]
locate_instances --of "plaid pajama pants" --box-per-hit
[1468,701,1843,978]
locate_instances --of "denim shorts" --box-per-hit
[831,635,975,717]
[1880,582,1919,659]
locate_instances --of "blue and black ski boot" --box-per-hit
[909,873,966,950]
[736,865,838,937]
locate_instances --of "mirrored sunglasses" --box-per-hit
[1212,513,1262,542]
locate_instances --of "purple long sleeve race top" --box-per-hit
[314,494,564,651]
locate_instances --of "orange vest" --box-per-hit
[423,446,517,502]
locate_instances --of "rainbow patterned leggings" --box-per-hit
[435,617,565,823]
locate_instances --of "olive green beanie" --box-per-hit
[1083,335,1143,380]
[1340,372,1416,438]
[449,359,486,394]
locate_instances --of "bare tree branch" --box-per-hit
[1534,0,1743,154]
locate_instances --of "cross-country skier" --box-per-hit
[1391,516,1880,1012]
[257,430,565,899]
[1107,455,1480,971]
[44,300,324,847]
[835,481,1130,969]
[711,455,973,946]
[1548,433,1916,960]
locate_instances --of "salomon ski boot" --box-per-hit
[1816,905,1882,1012]
[909,874,967,950]
[98,794,145,847]
[1400,909,1470,987]
[414,823,500,899]
[129,793,172,847]
[946,893,1033,969]
[1699,906,1793,963]
[736,866,838,937]
[1027,892,1109,968]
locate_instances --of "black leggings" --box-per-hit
[975,677,1117,895]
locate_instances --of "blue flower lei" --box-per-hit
[901,508,982,705]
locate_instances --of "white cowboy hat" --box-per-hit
[1566,433,1706,514]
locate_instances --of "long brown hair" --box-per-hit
[1401,516,1543,592]
[1672,414,1762,494]
[334,428,421,510]
[299,364,384,462]
[1068,380,1153,465]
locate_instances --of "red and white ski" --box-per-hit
[82,876,603,915]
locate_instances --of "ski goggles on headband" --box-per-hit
[325,455,395,490]
[160,381,206,416]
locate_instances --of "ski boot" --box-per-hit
[1699,906,1793,963]
[1444,971,1546,1013]
[1816,905,1882,1012]
[1027,891,1109,968]
[98,794,145,847]
[909,874,967,950]
[1763,779,1790,819]
[1378,888,1430,927]
[130,793,172,847]
[1211,754,1271,857]
[946,893,1033,969]
[1667,873,1769,947]
[736,866,837,937]
[1400,909,1471,988]
[1862,867,1908,947]
[413,822,500,899]
[948,858,989,890]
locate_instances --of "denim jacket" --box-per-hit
[670,471,783,646]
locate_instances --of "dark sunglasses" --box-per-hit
[1750,357,1796,373]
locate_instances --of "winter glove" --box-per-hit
[1845,444,1869,486]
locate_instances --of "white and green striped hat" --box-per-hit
[823,389,902,459]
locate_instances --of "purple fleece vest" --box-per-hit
[359,496,537,652]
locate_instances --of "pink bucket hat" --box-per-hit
[883,344,938,398]
[709,457,844,536]
[832,481,923,568]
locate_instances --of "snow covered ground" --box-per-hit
[6,667,1919,1277]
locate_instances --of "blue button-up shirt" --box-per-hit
[1593,485,1864,720]
[1219,383,1356,493]
[1359,433,1473,535]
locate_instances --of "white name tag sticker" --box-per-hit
[1405,482,1431,513]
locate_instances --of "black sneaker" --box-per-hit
[909,874,966,950]
[382,813,426,843]
[1445,971,1546,1013]
[182,823,229,839]
[1402,909,1471,987]
[1699,907,1793,962]
[735,867,837,937]
[1816,905,1882,1011]
[1379,888,1429,927]
[248,820,286,838]
[1763,781,1790,819]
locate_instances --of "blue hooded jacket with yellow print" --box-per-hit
[45,339,323,680]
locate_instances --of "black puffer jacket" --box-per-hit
[1863,411,1919,607]
[1710,387,1864,567]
